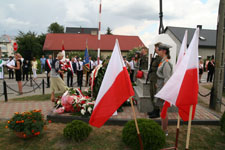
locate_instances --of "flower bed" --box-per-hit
[6,110,49,138]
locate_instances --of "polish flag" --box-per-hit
[155,28,199,121]
[175,30,188,70]
[161,30,188,118]
[89,39,134,127]
[62,41,66,62]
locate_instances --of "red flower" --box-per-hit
[48,120,52,123]
[81,101,85,104]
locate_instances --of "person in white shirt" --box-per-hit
[7,56,15,79]
[94,59,103,67]
[65,55,70,62]
[86,57,95,85]
[129,56,135,83]
[0,55,4,79]
[76,57,83,88]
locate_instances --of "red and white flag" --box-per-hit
[89,39,134,128]
[155,28,199,121]
[175,30,188,70]
[62,41,66,62]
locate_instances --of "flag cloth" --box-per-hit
[89,39,134,128]
[175,30,188,70]
[160,30,188,119]
[83,47,90,71]
[62,41,66,62]
[155,28,199,121]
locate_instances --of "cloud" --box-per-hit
[0,0,220,47]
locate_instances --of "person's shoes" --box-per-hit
[149,109,160,118]
[164,130,168,136]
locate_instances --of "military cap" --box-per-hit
[158,43,172,50]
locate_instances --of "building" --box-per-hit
[43,33,145,58]
[66,27,98,35]
[165,26,216,59]
[0,34,15,57]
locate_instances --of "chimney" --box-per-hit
[197,25,202,30]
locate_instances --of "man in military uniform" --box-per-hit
[148,42,162,118]
[139,47,148,70]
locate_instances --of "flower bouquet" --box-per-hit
[54,88,95,116]
[6,110,49,138]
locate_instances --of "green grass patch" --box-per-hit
[0,121,225,150]
[11,93,63,101]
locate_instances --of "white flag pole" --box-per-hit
[97,0,102,65]
[185,105,193,150]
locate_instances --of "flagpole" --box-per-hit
[97,0,102,65]
[185,105,193,150]
[175,114,180,149]
[129,97,143,150]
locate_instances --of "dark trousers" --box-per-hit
[67,72,73,87]
[77,70,83,87]
[23,69,29,81]
[207,70,214,82]
[130,70,134,83]
[86,69,93,85]
[47,71,50,87]
[9,69,14,79]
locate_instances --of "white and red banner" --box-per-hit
[89,39,134,128]
[155,28,199,121]
[62,41,66,62]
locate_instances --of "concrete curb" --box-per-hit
[47,112,220,126]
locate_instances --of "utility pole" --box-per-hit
[159,0,165,34]
[210,0,225,111]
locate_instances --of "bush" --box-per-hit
[63,120,92,142]
[221,111,225,134]
[6,110,48,138]
[122,119,166,150]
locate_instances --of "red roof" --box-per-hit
[43,33,145,51]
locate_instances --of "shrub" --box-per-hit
[122,119,166,150]
[63,120,92,142]
[6,110,48,138]
[221,111,225,134]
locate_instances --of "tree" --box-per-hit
[47,22,64,33]
[106,27,112,35]
[16,31,42,60]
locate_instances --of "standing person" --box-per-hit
[134,52,140,82]
[199,58,204,83]
[7,56,15,79]
[148,42,162,118]
[0,55,4,79]
[22,59,29,81]
[40,55,46,73]
[207,57,215,82]
[67,59,74,87]
[155,43,173,136]
[50,52,68,102]
[9,53,23,95]
[87,56,94,85]
[45,55,52,88]
[129,56,135,83]
[76,57,83,88]
[32,57,38,80]
[65,55,70,62]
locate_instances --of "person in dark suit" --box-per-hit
[207,57,215,82]
[86,56,94,85]
[76,57,83,88]
[45,55,52,88]
[67,59,74,87]
[22,59,29,81]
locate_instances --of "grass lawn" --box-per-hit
[0,121,224,150]
[11,93,63,101]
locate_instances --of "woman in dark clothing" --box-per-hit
[9,53,23,95]
[23,60,29,81]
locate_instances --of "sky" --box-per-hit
[0,0,220,46]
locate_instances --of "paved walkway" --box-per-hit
[0,72,223,121]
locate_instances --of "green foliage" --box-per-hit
[221,111,225,134]
[16,31,43,60]
[127,47,142,61]
[36,59,42,74]
[7,110,47,137]
[122,119,166,150]
[47,22,64,33]
[106,27,113,35]
[63,120,92,142]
